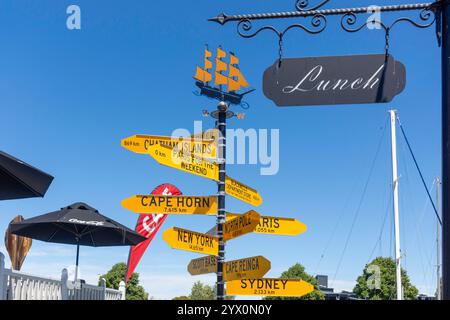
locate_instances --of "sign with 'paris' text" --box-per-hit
[263,54,406,107]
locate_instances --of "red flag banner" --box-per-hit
[125,183,182,282]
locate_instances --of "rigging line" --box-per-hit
[413,180,435,289]
[332,115,388,284]
[367,193,392,264]
[396,116,442,226]
[313,177,359,276]
[418,182,437,287]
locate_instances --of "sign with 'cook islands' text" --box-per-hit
[263,54,406,107]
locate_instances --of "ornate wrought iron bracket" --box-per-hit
[210,1,442,55]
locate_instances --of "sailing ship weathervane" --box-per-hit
[194,46,254,106]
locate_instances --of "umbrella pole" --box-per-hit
[75,240,80,283]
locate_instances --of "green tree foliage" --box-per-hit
[264,263,325,300]
[189,281,215,300]
[173,282,236,300]
[172,295,191,300]
[99,262,149,300]
[353,257,418,300]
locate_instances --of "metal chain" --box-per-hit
[278,36,283,67]
[385,28,390,57]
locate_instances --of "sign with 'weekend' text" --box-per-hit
[263,54,406,107]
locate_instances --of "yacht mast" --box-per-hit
[389,109,403,300]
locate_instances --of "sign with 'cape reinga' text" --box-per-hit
[263,54,406,107]
[187,255,271,281]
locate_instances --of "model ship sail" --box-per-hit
[194,47,250,92]
[194,48,213,83]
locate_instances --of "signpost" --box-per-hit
[122,195,217,215]
[226,278,314,297]
[121,134,217,159]
[227,213,307,236]
[263,54,406,107]
[122,47,311,300]
[187,255,271,281]
[225,175,262,206]
[223,210,260,241]
[163,227,219,255]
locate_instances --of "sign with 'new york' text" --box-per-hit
[263,54,406,107]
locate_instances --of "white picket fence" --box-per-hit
[0,252,126,300]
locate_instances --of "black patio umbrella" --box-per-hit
[0,151,54,200]
[10,202,147,280]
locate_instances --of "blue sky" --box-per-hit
[0,0,442,299]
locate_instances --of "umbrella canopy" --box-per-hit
[0,151,54,200]
[10,202,147,247]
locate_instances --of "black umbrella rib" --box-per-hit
[47,226,61,242]
[0,166,41,197]
[52,222,82,238]
[89,232,96,247]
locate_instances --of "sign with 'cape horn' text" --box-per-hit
[263,54,406,107]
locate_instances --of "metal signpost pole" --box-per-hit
[216,101,227,300]
[442,0,450,301]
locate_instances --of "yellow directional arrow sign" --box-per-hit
[121,195,217,215]
[187,255,217,276]
[163,227,218,255]
[226,279,314,297]
[223,210,260,241]
[227,213,307,236]
[147,143,219,180]
[225,176,262,207]
[224,256,271,281]
[187,255,271,282]
[121,134,216,159]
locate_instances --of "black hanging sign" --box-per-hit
[263,54,406,107]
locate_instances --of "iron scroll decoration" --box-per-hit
[211,1,441,63]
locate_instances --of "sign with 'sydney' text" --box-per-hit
[187,255,271,281]
[163,227,218,255]
[263,54,406,107]
[227,213,307,236]
[226,278,314,297]
[121,195,217,215]
[225,176,262,207]
[147,143,219,181]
